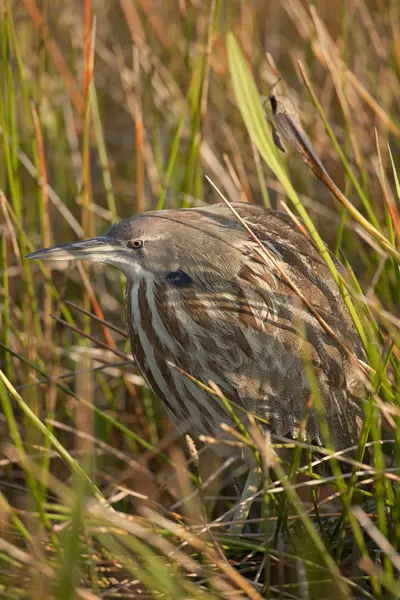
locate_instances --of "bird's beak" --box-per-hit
[25,236,126,263]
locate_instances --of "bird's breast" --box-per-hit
[125,275,257,437]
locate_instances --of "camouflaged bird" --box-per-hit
[27,202,365,455]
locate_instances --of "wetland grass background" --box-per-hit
[1,1,400,598]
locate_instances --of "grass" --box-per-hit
[0,0,400,597]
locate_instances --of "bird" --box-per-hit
[27,202,365,522]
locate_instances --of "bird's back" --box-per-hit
[126,203,364,453]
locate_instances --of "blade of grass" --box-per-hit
[0,369,108,506]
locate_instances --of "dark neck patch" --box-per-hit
[166,270,194,287]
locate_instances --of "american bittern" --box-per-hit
[27,203,364,524]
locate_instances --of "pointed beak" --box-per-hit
[25,236,126,263]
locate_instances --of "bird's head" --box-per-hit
[26,207,244,284]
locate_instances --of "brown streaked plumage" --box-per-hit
[26,203,364,456]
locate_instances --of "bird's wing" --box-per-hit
[233,204,362,354]
[221,204,365,447]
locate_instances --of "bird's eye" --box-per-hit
[127,239,144,250]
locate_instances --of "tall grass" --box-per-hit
[0,0,399,597]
